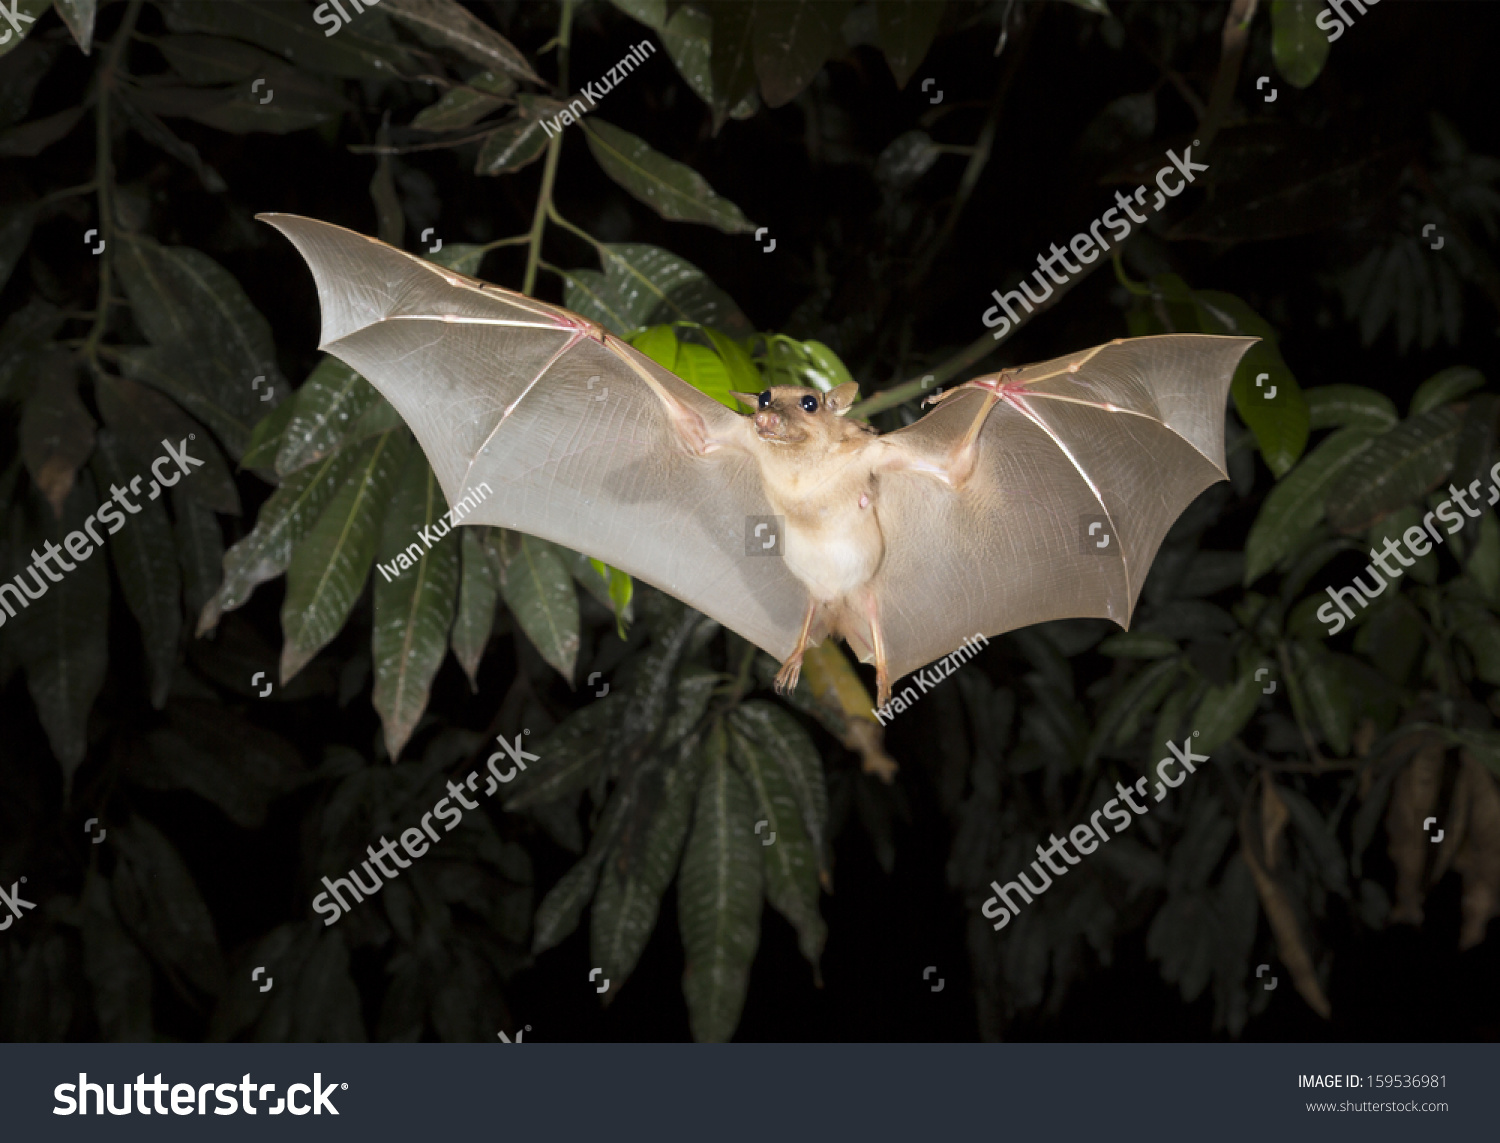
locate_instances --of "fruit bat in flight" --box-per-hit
[262,214,1255,707]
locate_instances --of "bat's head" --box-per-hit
[732,383,861,448]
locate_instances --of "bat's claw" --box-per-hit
[874,667,892,710]
[774,656,803,696]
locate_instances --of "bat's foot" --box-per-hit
[774,656,803,696]
[874,665,892,709]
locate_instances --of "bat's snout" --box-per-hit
[754,410,784,438]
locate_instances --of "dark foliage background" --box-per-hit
[2,0,1499,1043]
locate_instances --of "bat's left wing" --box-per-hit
[869,334,1256,681]
[259,213,808,664]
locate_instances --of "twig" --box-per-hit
[1197,0,1258,152]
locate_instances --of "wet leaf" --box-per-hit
[92,431,182,709]
[372,451,460,760]
[474,110,549,175]
[280,431,408,682]
[584,118,754,234]
[276,356,383,475]
[564,242,750,337]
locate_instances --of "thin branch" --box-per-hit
[1197,0,1258,152]
[521,0,574,297]
[81,0,144,370]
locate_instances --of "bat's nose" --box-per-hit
[754,411,781,435]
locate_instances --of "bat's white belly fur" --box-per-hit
[781,504,884,603]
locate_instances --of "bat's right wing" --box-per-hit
[260,214,806,664]
[869,334,1257,681]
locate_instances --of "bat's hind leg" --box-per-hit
[774,599,821,696]
[859,588,892,708]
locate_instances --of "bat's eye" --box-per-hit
[800,395,818,413]
[757,391,772,410]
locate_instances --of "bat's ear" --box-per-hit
[730,391,761,411]
[826,382,860,414]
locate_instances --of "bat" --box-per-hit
[260,214,1255,707]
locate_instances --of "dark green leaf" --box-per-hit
[1409,365,1484,415]
[451,526,500,689]
[0,196,35,295]
[498,531,580,683]
[591,738,706,995]
[0,0,49,59]
[110,815,225,996]
[0,103,86,157]
[1305,384,1398,431]
[276,356,383,476]
[678,722,762,1041]
[1244,426,1377,582]
[173,488,222,623]
[19,347,94,516]
[474,111,549,176]
[1098,631,1179,659]
[381,0,541,84]
[752,0,851,107]
[583,118,754,233]
[728,700,829,881]
[200,439,372,633]
[372,450,460,760]
[79,873,152,1042]
[705,0,758,131]
[9,480,108,783]
[280,430,408,681]
[160,0,414,79]
[505,693,629,811]
[114,85,227,191]
[1325,406,1462,533]
[1226,340,1308,479]
[91,431,182,709]
[1292,641,1352,755]
[728,710,825,971]
[240,389,298,471]
[874,0,945,88]
[95,372,240,515]
[1192,663,1263,753]
[118,345,258,461]
[564,243,751,337]
[413,69,514,131]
